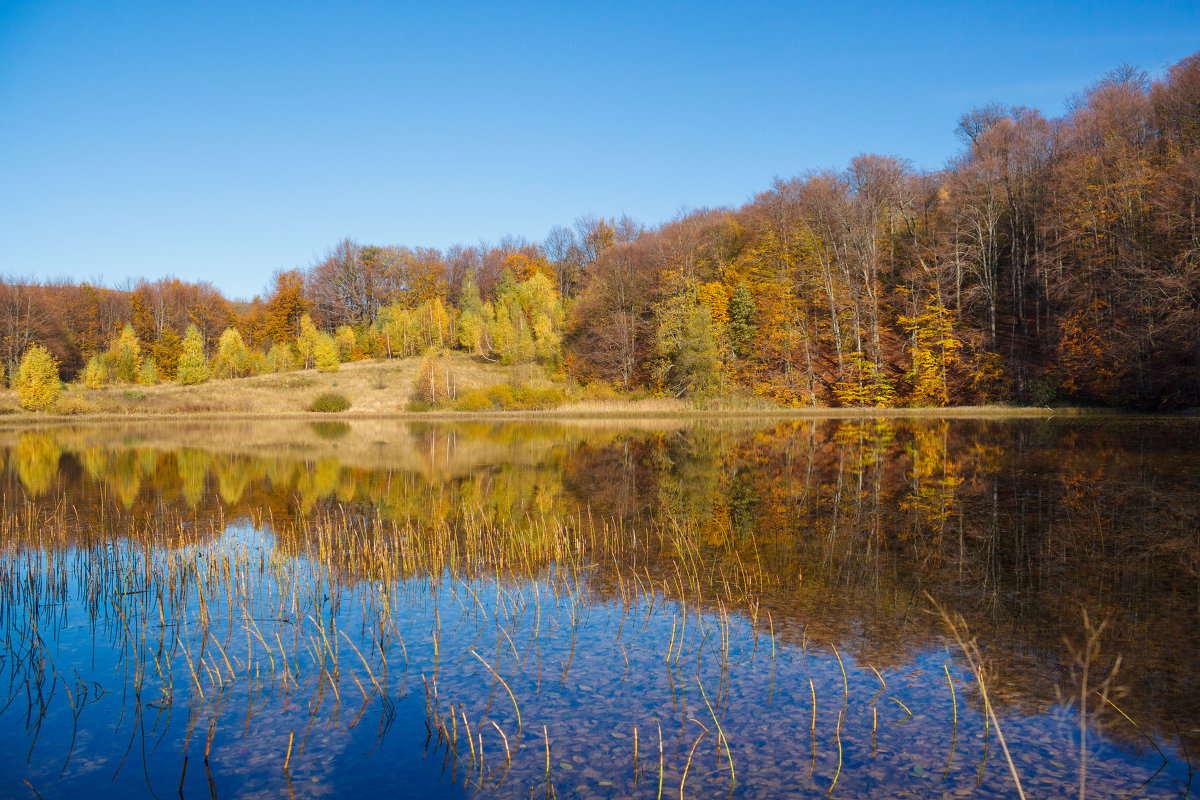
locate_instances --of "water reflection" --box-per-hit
[0,417,1197,798]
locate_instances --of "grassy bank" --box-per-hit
[0,352,1068,420]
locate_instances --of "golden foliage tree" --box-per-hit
[15,344,62,411]
[899,301,963,407]
[313,332,340,373]
[108,324,142,383]
[176,324,210,385]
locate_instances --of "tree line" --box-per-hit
[7,52,1200,408]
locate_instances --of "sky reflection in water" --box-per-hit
[0,417,1196,798]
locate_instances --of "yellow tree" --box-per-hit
[297,314,319,369]
[899,301,963,407]
[15,344,62,411]
[107,324,142,383]
[176,324,210,385]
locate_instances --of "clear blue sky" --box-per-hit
[2,1,1198,300]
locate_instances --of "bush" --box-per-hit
[309,391,350,412]
[123,389,146,400]
[581,381,620,402]
[465,384,568,411]
[15,345,62,411]
[484,383,517,409]
[311,421,350,439]
[53,394,99,415]
[454,390,495,412]
[522,386,567,409]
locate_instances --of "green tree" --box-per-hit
[655,288,723,398]
[176,324,210,385]
[726,282,756,360]
[15,344,62,411]
[137,357,159,385]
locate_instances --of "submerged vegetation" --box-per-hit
[0,418,1195,797]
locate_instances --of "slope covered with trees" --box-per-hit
[6,54,1200,409]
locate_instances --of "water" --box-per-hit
[0,416,1196,798]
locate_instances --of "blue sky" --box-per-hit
[2,1,1198,300]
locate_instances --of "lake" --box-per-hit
[0,416,1196,798]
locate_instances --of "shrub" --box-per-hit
[311,421,350,439]
[53,394,99,415]
[523,386,567,409]
[123,389,146,400]
[484,383,516,409]
[309,391,350,412]
[454,390,495,412]
[15,345,62,411]
[581,381,620,402]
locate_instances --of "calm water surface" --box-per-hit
[0,417,1196,799]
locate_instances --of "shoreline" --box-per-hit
[0,404,1182,429]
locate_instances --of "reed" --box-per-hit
[0,486,1166,800]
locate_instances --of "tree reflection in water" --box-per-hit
[0,417,1195,798]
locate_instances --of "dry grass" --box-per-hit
[0,353,1077,419]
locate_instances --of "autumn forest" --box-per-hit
[9,53,1200,409]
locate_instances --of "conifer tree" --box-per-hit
[137,357,159,385]
[79,355,108,388]
[108,324,142,383]
[266,342,295,373]
[313,332,340,373]
[297,314,319,369]
[211,327,249,379]
[727,282,756,360]
[15,345,62,411]
[151,328,181,380]
[176,325,210,385]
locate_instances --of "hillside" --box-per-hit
[0,353,691,417]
